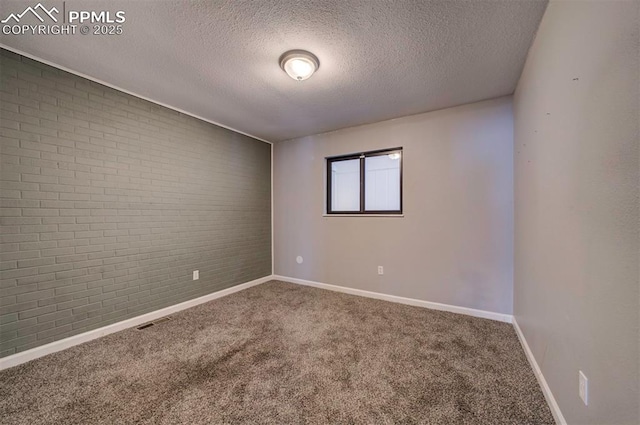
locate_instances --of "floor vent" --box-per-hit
[136,316,171,330]
[137,323,154,330]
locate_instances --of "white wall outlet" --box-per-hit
[579,370,588,405]
[193,270,199,280]
[296,256,303,264]
[378,266,384,275]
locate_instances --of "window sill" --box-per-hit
[323,214,404,218]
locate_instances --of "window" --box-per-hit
[327,148,402,214]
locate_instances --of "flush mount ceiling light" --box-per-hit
[279,50,319,81]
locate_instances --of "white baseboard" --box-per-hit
[513,317,567,425]
[0,275,273,371]
[273,275,513,323]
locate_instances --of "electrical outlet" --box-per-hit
[579,370,588,405]
[193,270,199,280]
[378,266,384,275]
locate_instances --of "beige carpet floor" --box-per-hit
[0,280,554,424]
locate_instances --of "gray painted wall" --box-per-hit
[513,1,639,424]
[274,97,514,314]
[0,50,272,358]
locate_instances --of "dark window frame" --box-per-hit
[326,147,403,215]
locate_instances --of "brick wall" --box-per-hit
[0,49,272,357]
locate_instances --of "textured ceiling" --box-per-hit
[0,0,547,142]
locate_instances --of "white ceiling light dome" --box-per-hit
[279,50,320,81]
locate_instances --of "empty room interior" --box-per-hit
[0,0,638,424]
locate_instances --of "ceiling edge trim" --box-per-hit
[0,44,273,145]
[277,94,514,144]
